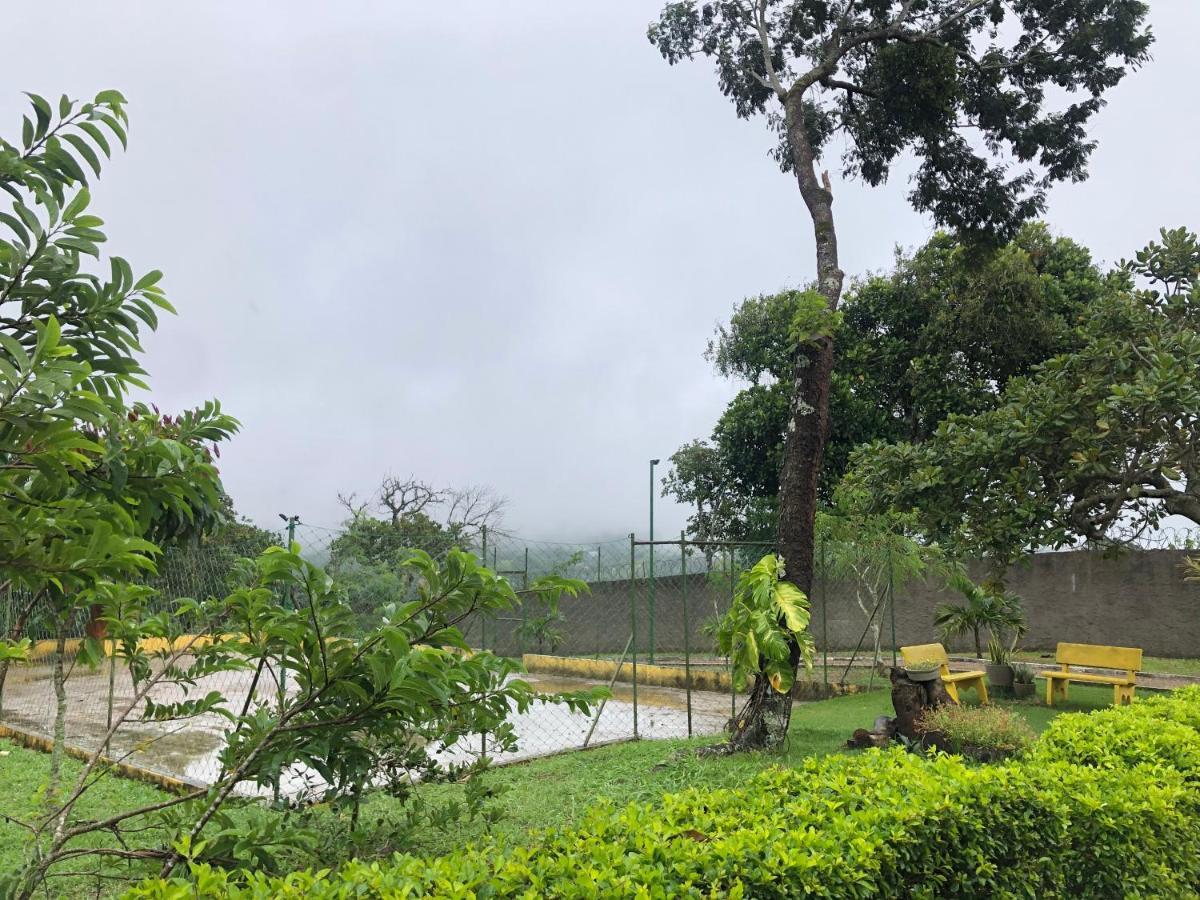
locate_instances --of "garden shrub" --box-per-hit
[1030,698,1200,783]
[129,691,1200,899]
[917,703,1035,758]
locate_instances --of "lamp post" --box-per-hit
[648,458,659,663]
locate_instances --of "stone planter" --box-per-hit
[1012,681,1036,700]
[986,663,1014,689]
[907,667,941,683]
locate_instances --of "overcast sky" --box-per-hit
[5,1,1198,542]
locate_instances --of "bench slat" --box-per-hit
[1056,641,1142,672]
[943,670,986,683]
[1039,670,1135,686]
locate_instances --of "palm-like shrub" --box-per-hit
[934,582,1026,658]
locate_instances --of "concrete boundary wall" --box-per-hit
[483,549,1200,660]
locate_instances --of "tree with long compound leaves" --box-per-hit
[648,0,1152,746]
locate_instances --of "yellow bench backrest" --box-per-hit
[900,642,951,675]
[1056,642,1141,674]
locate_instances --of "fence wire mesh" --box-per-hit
[0,525,909,795]
[9,517,1193,798]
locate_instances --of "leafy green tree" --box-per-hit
[665,225,1106,541]
[0,89,237,762]
[849,227,1200,570]
[819,510,949,668]
[4,546,599,896]
[329,476,507,625]
[649,0,1150,746]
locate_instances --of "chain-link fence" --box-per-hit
[5,518,1198,797]
[0,525,782,793]
[0,522,934,794]
[454,531,895,763]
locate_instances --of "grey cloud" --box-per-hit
[5,0,1198,541]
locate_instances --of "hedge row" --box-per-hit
[129,688,1200,899]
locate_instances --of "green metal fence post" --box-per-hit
[888,541,897,667]
[681,531,692,737]
[648,459,659,664]
[277,514,299,807]
[480,525,489,760]
[629,533,638,739]
[595,544,602,659]
[821,535,829,687]
[728,550,736,718]
[519,547,529,657]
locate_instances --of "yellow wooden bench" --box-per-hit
[1039,642,1141,706]
[900,642,989,705]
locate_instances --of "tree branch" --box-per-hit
[754,0,787,99]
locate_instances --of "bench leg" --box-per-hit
[943,680,960,704]
[1045,678,1069,706]
[1114,684,1135,706]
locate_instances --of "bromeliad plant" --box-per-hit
[712,554,814,751]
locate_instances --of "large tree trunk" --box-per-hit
[728,87,844,750]
[777,88,845,580]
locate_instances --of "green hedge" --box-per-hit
[129,689,1200,899]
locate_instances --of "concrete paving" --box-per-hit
[1,660,737,800]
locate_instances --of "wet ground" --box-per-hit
[1,661,738,799]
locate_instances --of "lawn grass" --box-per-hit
[0,682,1120,897]
[395,682,1116,856]
[0,740,170,898]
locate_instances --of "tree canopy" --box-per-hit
[650,0,1153,240]
[664,224,1106,542]
[847,227,1200,568]
[0,90,237,605]
[328,475,508,625]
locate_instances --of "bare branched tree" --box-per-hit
[444,485,508,538]
[339,475,507,536]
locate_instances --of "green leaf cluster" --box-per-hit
[2,545,603,892]
[711,553,814,694]
[849,227,1200,560]
[665,225,1105,541]
[0,90,239,603]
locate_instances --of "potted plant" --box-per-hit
[985,637,1014,691]
[906,657,943,683]
[1011,663,1037,699]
